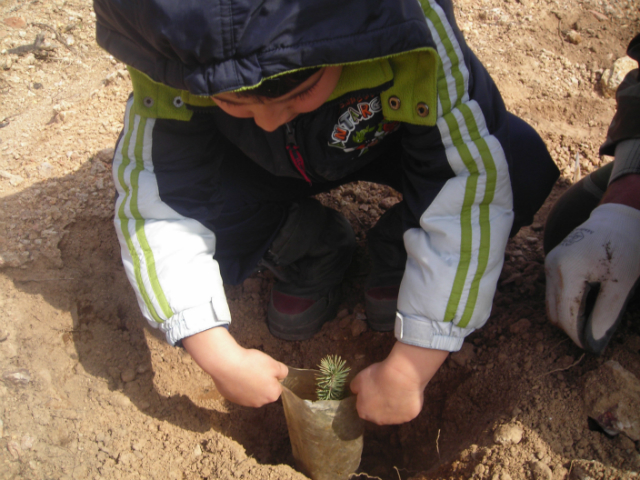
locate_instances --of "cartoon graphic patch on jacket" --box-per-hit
[329,95,400,155]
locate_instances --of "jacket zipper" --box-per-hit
[285,123,312,185]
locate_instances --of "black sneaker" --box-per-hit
[364,285,398,331]
[267,287,341,340]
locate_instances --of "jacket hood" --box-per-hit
[94,0,432,96]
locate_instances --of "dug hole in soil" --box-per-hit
[1,0,640,479]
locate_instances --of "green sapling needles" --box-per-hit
[316,355,351,401]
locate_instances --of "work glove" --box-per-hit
[545,203,640,354]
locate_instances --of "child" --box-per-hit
[93,0,559,424]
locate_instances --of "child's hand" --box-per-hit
[183,327,289,407]
[350,342,448,425]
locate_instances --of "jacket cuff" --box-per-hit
[162,299,231,346]
[394,312,474,352]
[609,139,640,184]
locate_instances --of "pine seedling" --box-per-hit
[316,355,351,401]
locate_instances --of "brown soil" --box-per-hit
[1,0,639,479]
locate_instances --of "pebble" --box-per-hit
[2,368,31,386]
[600,56,637,97]
[494,424,524,445]
[584,361,640,441]
[339,315,352,329]
[379,197,398,210]
[529,461,552,480]
[350,318,367,338]
[120,369,136,383]
[3,17,27,28]
[95,147,115,163]
[193,444,202,457]
[565,30,582,44]
[38,162,55,178]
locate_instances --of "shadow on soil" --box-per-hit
[3,166,639,478]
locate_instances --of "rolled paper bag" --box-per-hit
[281,367,364,480]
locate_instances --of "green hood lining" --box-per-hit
[127,47,438,126]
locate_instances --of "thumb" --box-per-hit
[350,370,364,394]
[583,279,639,354]
[275,362,289,381]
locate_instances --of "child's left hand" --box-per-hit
[350,342,448,425]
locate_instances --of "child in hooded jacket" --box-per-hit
[93,0,559,424]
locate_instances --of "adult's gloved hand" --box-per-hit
[545,203,640,354]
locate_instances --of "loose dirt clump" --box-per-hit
[1,0,639,479]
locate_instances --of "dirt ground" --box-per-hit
[1,0,639,479]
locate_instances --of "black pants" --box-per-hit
[211,114,559,285]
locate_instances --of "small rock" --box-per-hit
[529,461,552,480]
[0,330,8,342]
[589,10,608,22]
[95,147,115,163]
[570,465,594,480]
[351,318,368,338]
[136,364,149,374]
[379,197,399,210]
[112,392,132,408]
[584,360,640,440]
[450,342,475,366]
[494,424,524,445]
[120,369,136,383]
[565,30,582,44]
[7,440,21,459]
[2,368,31,386]
[38,162,54,178]
[2,17,27,28]
[242,277,262,294]
[600,56,637,98]
[337,308,349,319]
[339,315,352,329]
[20,435,35,450]
[0,170,24,186]
[509,318,531,334]
[193,444,202,457]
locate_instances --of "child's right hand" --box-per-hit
[182,327,289,407]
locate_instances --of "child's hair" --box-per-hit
[237,67,321,99]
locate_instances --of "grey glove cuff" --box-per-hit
[609,139,640,185]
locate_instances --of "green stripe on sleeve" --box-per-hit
[458,104,498,328]
[443,112,479,323]
[421,1,465,106]
[116,117,164,323]
[127,119,174,319]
